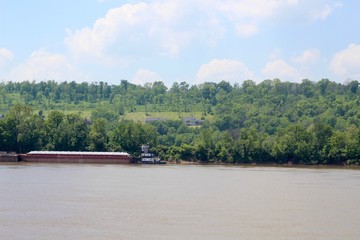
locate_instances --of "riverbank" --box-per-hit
[168,160,360,169]
[1,155,359,169]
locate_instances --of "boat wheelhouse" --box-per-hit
[140,145,165,164]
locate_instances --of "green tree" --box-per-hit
[112,120,157,155]
[344,125,360,164]
[327,130,346,164]
[312,120,333,163]
[65,113,89,151]
[89,118,108,151]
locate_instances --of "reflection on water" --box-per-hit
[1,164,359,240]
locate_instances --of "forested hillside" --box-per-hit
[0,79,359,165]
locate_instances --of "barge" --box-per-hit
[19,151,132,164]
[0,152,18,162]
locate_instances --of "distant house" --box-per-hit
[183,116,204,126]
[145,117,166,124]
[84,118,92,125]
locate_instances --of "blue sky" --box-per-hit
[0,0,359,87]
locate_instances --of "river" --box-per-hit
[1,164,359,240]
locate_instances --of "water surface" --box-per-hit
[1,164,359,240]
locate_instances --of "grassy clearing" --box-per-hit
[1,97,215,123]
[39,109,92,119]
[122,111,214,123]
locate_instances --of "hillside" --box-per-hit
[0,79,359,165]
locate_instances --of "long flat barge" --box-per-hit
[18,151,132,164]
[0,152,18,162]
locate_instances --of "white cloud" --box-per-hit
[214,0,300,37]
[132,69,162,85]
[262,59,303,82]
[65,0,336,63]
[8,50,86,82]
[311,2,342,21]
[216,0,289,21]
[65,3,149,59]
[292,49,320,65]
[65,1,193,61]
[0,48,14,67]
[330,44,360,80]
[196,59,255,84]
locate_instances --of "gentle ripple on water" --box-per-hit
[0,163,359,240]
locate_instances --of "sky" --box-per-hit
[0,0,360,87]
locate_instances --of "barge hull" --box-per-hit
[0,152,18,162]
[19,151,132,164]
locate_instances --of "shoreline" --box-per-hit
[1,159,359,170]
[166,160,360,169]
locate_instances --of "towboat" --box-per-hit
[140,145,165,164]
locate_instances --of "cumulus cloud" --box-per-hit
[0,48,14,67]
[132,69,162,85]
[8,50,86,82]
[65,2,193,61]
[292,49,320,65]
[216,0,296,21]
[210,0,310,36]
[330,44,360,80]
[65,0,334,63]
[262,59,303,82]
[196,59,255,84]
[311,2,342,21]
[65,3,148,59]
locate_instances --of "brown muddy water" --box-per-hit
[1,164,359,240]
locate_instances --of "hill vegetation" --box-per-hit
[0,78,359,165]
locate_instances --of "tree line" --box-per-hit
[0,78,359,165]
[0,104,157,155]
